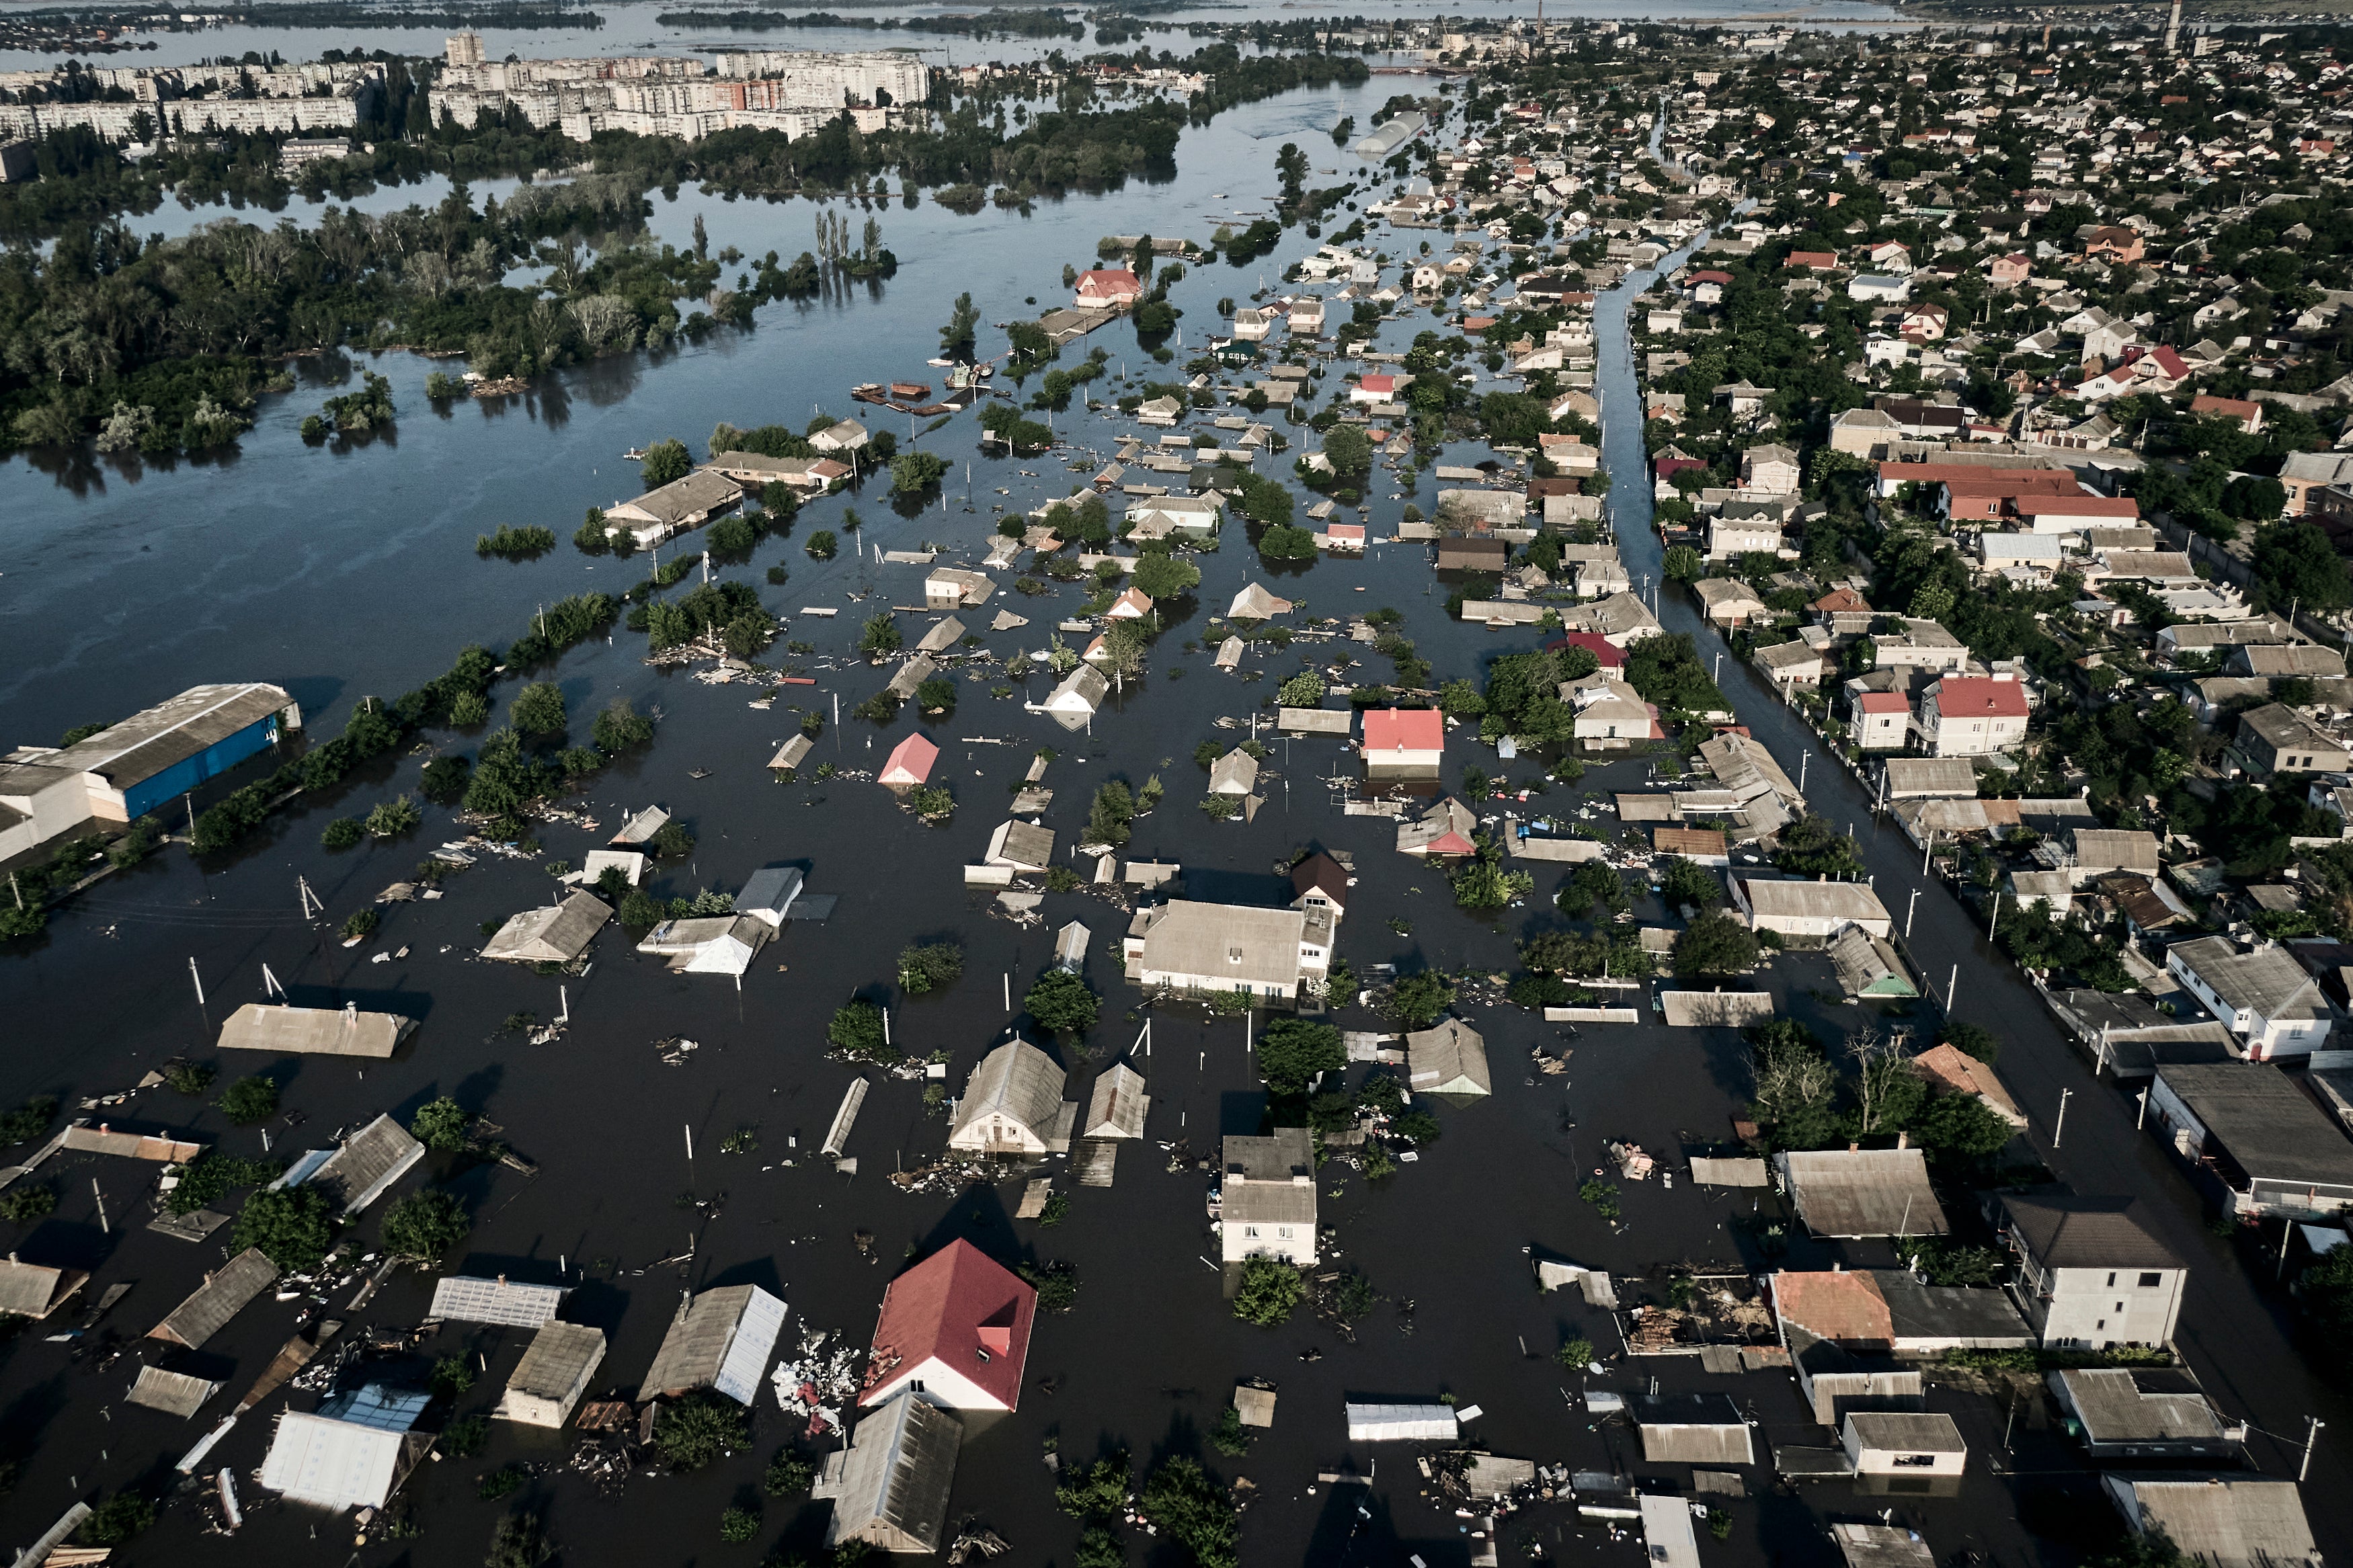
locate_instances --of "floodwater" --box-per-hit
[0,0,1905,75]
[1,55,2347,1568]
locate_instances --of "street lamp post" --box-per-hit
[2053,1086,2073,1149]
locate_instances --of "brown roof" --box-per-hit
[1771,1270,1892,1347]
[1654,827,1727,858]
[1912,1044,2024,1120]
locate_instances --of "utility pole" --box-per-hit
[2302,1418,2324,1482]
[2137,1088,2149,1130]
[2053,1086,2073,1149]
[1906,887,1919,940]
[1946,964,1958,1012]
[188,957,206,1009]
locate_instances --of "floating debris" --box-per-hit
[655,1036,699,1067]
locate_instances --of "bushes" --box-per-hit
[763,1447,815,1496]
[1025,968,1100,1034]
[411,1096,470,1151]
[218,1075,279,1124]
[75,1495,155,1546]
[898,942,964,994]
[1257,1018,1343,1096]
[1019,1258,1080,1313]
[1388,971,1455,1027]
[509,682,567,737]
[1673,910,1759,979]
[163,1150,281,1214]
[592,697,655,753]
[232,1185,334,1271]
[1139,1458,1239,1568]
[0,1094,58,1145]
[828,1000,894,1061]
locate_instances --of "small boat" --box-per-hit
[689,768,713,780]
[889,381,931,400]
[623,446,647,460]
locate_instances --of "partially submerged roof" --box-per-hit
[504,1322,608,1407]
[820,1390,962,1555]
[259,1384,432,1512]
[289,1112,424,1216]
[1832,1524,1935,1568]
[479,891,612,964]
[1084,1062,1150,1139]
[949,1039,1068,1144]
[1634,1393,1755,1464]
[430,1275,567,1328]
[1776,1149,1948,1238]
[2103,1475,2317,1567]
[1345,1402,1459,1441]
[1406,1018,1491,1096]
[149,1247,279,1348]
[861,1239,1037,1411]
[0,1256,85,1320]
[639,1284,788,1403]
[2054,1367,2229,1445]
[218,1002,416,1059]
[126,1365,222,1419]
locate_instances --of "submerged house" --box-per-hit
[859,1239,1037,1413]
[1406,1018,1491,1097]
[479,891,612,965]
[815,1391,961,1555]
[217,1002,417,1059]
[275,1112,424,1216]
[945,1038,1076,1157]
[258,1384,435,1512]
[1083,1063,1150,1139]
[148,1247,278,1349]
[639,1284,787,1404]
[635,913,770,977]
[495,1323,608,1428]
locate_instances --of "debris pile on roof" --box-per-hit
[769,1324,866,1439]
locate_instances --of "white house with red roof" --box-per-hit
[878,733,939,788]
[1919,676,2029,757]
[1349,372,1402,406]
[1851,690,1911,751]
[2076,346,2188,401]
[2014,494,2141,534]
[1361,708,1443,780]
[859,1239,1036,1413]
[1074,268,1144,308]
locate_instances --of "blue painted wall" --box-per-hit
[120,715,279,819]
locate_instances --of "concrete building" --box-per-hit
[1994,1194,2186,1349]
[1918,677,2029,757]
[2046,1368,2239,1461]
[1220,1127,1317,1265]
[1,683,299,861]
[859,1239,1036,1412]
[945,1038,1076,1157]
[1843,1411,1965,1477]
[2163,937,2332,1059]
[495,1323,606,1428]
[2233,703,2349,778]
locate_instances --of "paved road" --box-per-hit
[1585,233,2353,1528]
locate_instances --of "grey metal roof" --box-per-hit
[1084,1063,1149,1139]
[429,1275,567,1328]
[304,1113,424,1215]
[2159,1063,2353,1186]
[126,1366,221,1419]
[1998,1194,2179,1270]
[1776,1149,1948,1238]
[148,1247,279,1348]
[1737,878,1893,925]
[0,1257,81,1319]
[2052,1368,2227,1444]
[45,684,292,790]
[480,891,612,964]
[1869,1272,2031,1345]
[217,1002,415,1059]
[825,1391,961,1554]
[1131,899,1308,991]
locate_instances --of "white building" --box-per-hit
[2163,936,2333,1059]
[945,1038,1076,1157]
[494,1323,606,1428]
[1730,878,1894,940]
[1220,1128,1317,1265]
[258,1385,433,1512]
[1995,1194,2186,1350]
[1123,899,1332,1002]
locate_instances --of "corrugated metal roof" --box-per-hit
[1776,1149,1948,1238]
[48,684,290,790]
[126,1366,221,1419]
[1634,1393,1755,1464]
[149,1247,278,1348]
[1406,1018,1491,1096]
[639,1284,785,1403]
[480,891,612,964]
[2055,1368,2227,1444]
[506,1323,607,1403]
[826,1391,961,1554]
[429,1275,566,1328]
[948,1040,1068,1149]
[2106,1475,2317,1565]
[1084,1063,1149,1139]
[301,1113,424,1214]
[0,1257,80,1319]
[1131,899,1308,991]
[1345,1402,1458,1441]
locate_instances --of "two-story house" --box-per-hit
[1918,676,2028,757]
[1993,1194,2186,1350]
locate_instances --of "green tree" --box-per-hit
[897,942,965,994]
[1662,544,1703,581]
[410,1096,470,1151]
[764,1447,815,1496]
[859,613,903,656]
[1389,971,1455,1026]
[1657,856,1722,909]
[1055,1452,1132,1520]
[1026,969,1100,1034]
[1559,860,1631,918]
[592,697,655,753]
[2252,518,2352,611]
[641,438,692,489]
[485,1513,553,1568]
[719,1508,758,1543]
[1258,524,1318,560]
[1673,909,1759,979]
[1257,1018,1343,1096]
[1086,780,1135,845]
[509,682,566,736]
[1277,671,1326,707]
[218,1074,279,1124]
[1139,1458,1239,1568]
[941,291,982,358]
[655,1391,750,1470]
[1320,423,1373,477]
[1131,554,1201,601]
[1942,1020,2000,1064]
[891,450,949,493]
[1232,1256,1306,1326]
[233,1184,333,1272]
[828,1000,894,1061]
[1913,1091,2017,1163]
[382,1188,469,1264]
[76,1496,157,1546]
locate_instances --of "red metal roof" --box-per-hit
[1546,631,1627,669]
[1856,692,1910,713]
[1362,708,1444,754]
[1931,677,2029,719]
[861,1239,1036,1411]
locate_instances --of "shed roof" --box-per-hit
[1085,1063,1150,1139]
[506,1322,608,1404]
[1406,1018,1492,1096]
[2105,1475,2317,1567]
[148,1247,278,1348]
[639,1284,787,1401]
[2055,1367,2227,1444]
[1633,1393,1755,1464]
[429,1275,567,1328]
[0,1257,83,1319]
[218,1002,415,1059]
[126,1365,221,1419]
[479,892,611,964]
[1882,757,1979,800]
[824,1391,961,1554]
[1773,1269,1893,1346]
